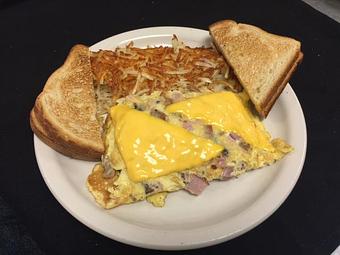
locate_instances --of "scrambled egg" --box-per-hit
[87,90,292,208]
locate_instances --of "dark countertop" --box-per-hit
[1,0,339,254]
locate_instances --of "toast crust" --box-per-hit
[31,45,104,161]
[209,20,303,118]
[30,109,93,160]
[32,104,102,161]
[261,51,303,116]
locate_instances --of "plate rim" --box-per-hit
[34,26,307,250]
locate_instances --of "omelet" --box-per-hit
[87,90,292,208]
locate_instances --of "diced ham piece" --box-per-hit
[182,121,194,131]
[221,166,234,180]
[184,174,209,195]
[216,157,227,168]
[204,125,213,138]
[229,132,242,141]
[150,109,167,120]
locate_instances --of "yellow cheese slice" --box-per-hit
[110,105,223,182]
[166,92,274,151]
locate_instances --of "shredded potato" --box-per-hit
[90,36,242,100]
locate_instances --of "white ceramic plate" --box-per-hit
[34,27,307,250]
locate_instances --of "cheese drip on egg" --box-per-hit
[110,105,223,182]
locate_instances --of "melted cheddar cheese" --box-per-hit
[166,92,274,151]
[110,105,223,182]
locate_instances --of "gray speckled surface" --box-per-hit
[303,0,340,22]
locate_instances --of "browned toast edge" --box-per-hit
[209,19,303,118]
[260,51,303,117]
[32,101,102,161]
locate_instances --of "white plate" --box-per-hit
[34,27,307,250]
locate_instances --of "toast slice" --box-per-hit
[30,45,104,161]
[209,20,303,118]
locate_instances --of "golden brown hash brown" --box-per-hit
[90,37,242,100]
